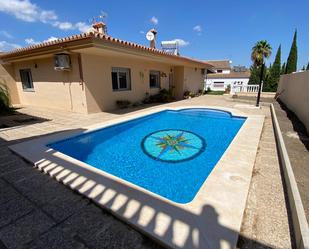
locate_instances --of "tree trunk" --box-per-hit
[256,63,264,107]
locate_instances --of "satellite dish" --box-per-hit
[146,31,155,41]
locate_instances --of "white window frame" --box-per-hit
[111,67,131,91]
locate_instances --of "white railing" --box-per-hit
[232,83,263,93]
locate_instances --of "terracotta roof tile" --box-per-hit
[0,32,211,67]
[205,60,231,69]
[207,71,250,79]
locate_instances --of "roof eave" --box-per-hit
[0,33,212,68]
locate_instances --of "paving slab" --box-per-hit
[23,227,87,249]
[0,210,55,249]
[0,179,20,204]
[0,197,34,228]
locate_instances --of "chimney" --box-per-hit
[149,28,157,49]
[92,22,107,35]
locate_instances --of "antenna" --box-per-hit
[89,11,108,34]
[89,11,107,24]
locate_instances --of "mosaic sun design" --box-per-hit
[142,129,206,162]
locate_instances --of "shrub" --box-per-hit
[197,89,203,96]
[225,85,231,94]
[189,92,196,98]
[132,101,143,107]
[183,90,191,99]
[0,84,14,115]
[116,100,131,109]
[144,89,174,103]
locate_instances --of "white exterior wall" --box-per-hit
[205,77,249,92]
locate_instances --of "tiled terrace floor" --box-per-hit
[0,95,293,248]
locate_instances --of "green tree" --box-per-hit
[249,64,268,84]
[248,65,260,84]
[281,62,286,75]
[266,45,281,91]
[302,66,305,71]
[251,40,272,106]
[306,62,309,71]
[285,30,298,74]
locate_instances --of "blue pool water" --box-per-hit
[49,108,246,203]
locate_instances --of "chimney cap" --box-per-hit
[92,22,106,29]
[149,28,157,34]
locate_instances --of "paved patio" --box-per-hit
[0,95,293,248]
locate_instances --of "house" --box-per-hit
[205,60,250,93]
[0,23,212,114]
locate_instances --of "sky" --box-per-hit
[0,0,308,68]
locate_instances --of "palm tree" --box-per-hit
[251,40,272,106]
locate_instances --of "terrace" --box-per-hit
[0,95,295,249]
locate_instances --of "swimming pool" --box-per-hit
[49,108,246,203]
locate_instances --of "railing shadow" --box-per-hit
[26,146,275,249]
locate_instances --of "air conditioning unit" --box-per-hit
[54,53,71,71]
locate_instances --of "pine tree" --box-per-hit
[281,62,286,74]
[267,45,281,91]
[285,30,298,74]
[306,62,309,71]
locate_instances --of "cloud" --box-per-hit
[150,16,158,25]
[0,30,13,39]
[0,0,90,33]
[193,25,202,35]
[25,38,39,45]
[43,36,58,42]
[75,22,91,33]
[25,36,58,45]
[53,21,73,30]
[0,40,21,51]
[172,39,189,47]
[52,21,91,32]
[0,0,57,22]
[139,30,145,34]
[193,25,202,33]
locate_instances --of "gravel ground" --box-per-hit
[273,100,309,224]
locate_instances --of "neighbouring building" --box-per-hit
[205,60,250,93]
[0,23,212,114]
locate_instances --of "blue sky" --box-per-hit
[0,0,308,68]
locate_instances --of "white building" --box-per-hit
[205,60,250,93]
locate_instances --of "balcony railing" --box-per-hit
[232,83,263,93]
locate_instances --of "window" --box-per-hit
[111,67,131,91]
[213,82,225,88]
[19,69,34,91]
[216,69,223,73]
[149,70,160,88]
